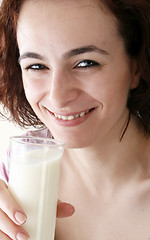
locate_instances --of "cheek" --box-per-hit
[22,73,48,103]
[24,89,40,106]
[85,79,130,105]
[81,64,131,100]
[22,78,45,107]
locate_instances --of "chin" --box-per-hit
[51,132,92,149]
[64,142,88,149]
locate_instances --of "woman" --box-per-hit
[0,0,150,239]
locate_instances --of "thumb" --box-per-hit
[57,200,75,218]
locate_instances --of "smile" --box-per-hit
[53,108,95,121]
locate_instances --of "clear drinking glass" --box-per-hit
[8,136,64,240]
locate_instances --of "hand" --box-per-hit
[0,179,29,240]
[0,179,75,239]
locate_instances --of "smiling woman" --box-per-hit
[16,0,137,148]
[0,0,150,240]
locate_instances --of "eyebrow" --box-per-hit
[63,45,109,59]
[18,45,109,63]
[18,52,46,63]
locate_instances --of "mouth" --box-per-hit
[52,108,95,121]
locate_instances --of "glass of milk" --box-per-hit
[8,136,64,240]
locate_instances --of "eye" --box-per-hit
[25,64,48,71]
[75,60,99,69]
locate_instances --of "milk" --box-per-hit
[8,148,62,240]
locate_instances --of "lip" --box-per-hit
[46,107,96,127]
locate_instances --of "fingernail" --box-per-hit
[16,232,29,240]
[15,211,27,225]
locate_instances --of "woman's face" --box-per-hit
[17,0,139,148]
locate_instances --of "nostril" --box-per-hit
[48,91,79,109]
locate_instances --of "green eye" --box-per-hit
[76,60,99,68]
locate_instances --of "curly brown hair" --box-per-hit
[0,0,150,133]
[0,0,41,128]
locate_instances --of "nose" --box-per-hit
[47,70,79,108]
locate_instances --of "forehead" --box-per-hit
[21,0,102,8]
[18,0,110,21]
[17,0,116,34]
[17,0,121,57]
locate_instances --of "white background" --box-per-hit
[0,120,25,161]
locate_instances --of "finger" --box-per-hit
[57,200,75,218]
[0,180,27,225]
[0,230,11,240]
[0,209,29,240]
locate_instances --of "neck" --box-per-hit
[65,115,149,190]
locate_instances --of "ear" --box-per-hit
[130,59,140,89]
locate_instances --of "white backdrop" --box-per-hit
[0,120,25,161]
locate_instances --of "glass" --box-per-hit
[8,136,64,240]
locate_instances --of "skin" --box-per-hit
[1,0,150,239]
[17,0,139,149]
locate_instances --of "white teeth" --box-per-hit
[80,112,85,117]
[62,116,68,120]
[75,114,79,119]
[58,115,62,119]
[54,110,90,121]
[68,115,75,120]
